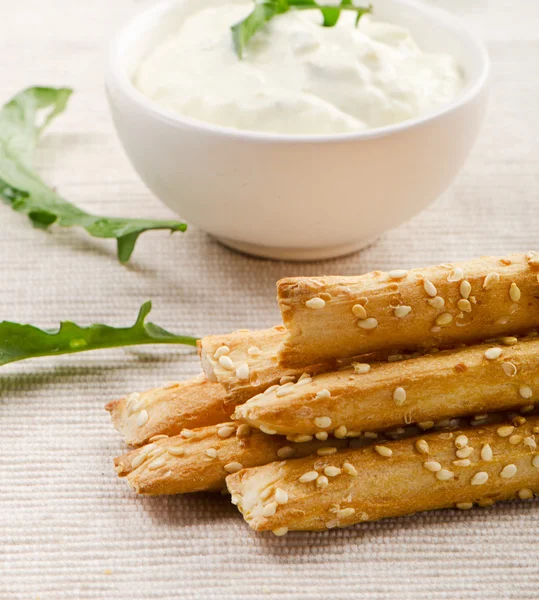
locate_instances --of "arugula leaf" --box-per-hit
[0,301,198,367]
[231,0,372,58]
[0,87,187,263]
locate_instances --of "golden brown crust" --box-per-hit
[278,253,539,367]
[233,336,539,436]
[227,415,539,533]
[105,374,233,447]
[198,326,333,400]
[114,422,350,495]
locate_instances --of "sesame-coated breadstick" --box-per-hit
[226,415,539,534]
[114,422,350,495]
[277,253,539,368]
[198,325,333,398]
[106,374,233,447]
[233,336,539,437]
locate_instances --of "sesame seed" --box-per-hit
[235,363,250,381]
[306,297,325,309]
[148,456,166,470]
[364,432,378,439]
[275,383,295,398]
[388,354,406,362]
[394,305,412,318]
[471,472,489,485]
[287,434,313,443]
[316,475,329,489]
[460,280,472,299]
[393,387,406,406]
[524,437,537,449]
[358,318,378,330]
[333,426,348,440]
[457,447,474,459]
[532,455,539,469]
[314,416,332,429]
[518,488,534,500]
[214,345,230,359]
[501,362,517,377]
[519,385,533,399]
[457,299,472,313]
[167,446,185,457]
[415,439,430,455]
[388,269,408,280]
[436,469,454,481]
[352,304,367,319]
[483,272,500,289]
[343,462,359,476]
[481,444,493,461]
[217,426,235,439]
[352,363,371,374]
[500,464,517,479]
[509,283,521,302]
[315,389,331,399]
[296,377,313,387]
[375,445,393,458]
[485,347,502,360]
[260,488,273,501]
[224,462,243,474]
[427,296,445,309]
[336,508,356,519]
[317,447,338,456]
[131,454,147,468]
[452,459,471,467]
[521,405,535,413]
[279,375,295,385]
[418,421,435,430]
[272,527,288,536]
[478,499,495,508]
[501,336,518,346]
[236,424,251,439]
[262,501,278,517]
[205,448,218,458]
[248,345,261,356]
[497,425,515,438]
[275,488,288,504]
[277,446,296,459]
[509,435,523,445]
[315,432,328,441]
[136,410,149,427]
[324,466,342,477]
[298,372,312,382]
[259,425,277,435]
[423,461,441,472]
[127,391,140,404]
[423,279,437,297]
[264,385,280,395]
[455,435,469,449]
[299,471,318,483]
[218,355,235,371]
[456,502,473,510]
[139,444,157,456]
[447,268,464,282]
[149,435,169,442]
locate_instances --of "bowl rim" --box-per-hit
[106,0,490,144]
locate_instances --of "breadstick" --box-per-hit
[114,422,350,495]
[227,416,539,533]
[198,326,332,398]
[277,253,539,367]
[105,374,233,447]
[233,336,539,436]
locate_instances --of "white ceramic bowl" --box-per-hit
[106,0,489,260]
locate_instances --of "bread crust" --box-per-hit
[277,253,539,367]
[114,423,349,495]
[233,336,539,436]
[227,416,539,532]
[105,374,232,447]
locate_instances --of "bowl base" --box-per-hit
[214,236,377,261]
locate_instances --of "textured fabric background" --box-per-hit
[1,1,539,598]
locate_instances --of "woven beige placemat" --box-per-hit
[1,1,538,598]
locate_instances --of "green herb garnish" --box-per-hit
[0,87,187,263]
[0,301,198,367]
[231,0,372,58]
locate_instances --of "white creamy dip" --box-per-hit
[135,2,465,135]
